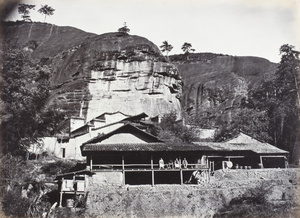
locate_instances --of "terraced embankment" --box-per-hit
[84,168,299,217]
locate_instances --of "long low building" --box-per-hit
[55,122,288,207]
[80,123,288,186]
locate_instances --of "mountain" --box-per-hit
[169,53,278,125]
[2,22,279,126]
[2,22,182,120]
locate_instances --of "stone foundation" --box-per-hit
[83,169,299,217]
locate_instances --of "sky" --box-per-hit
[6,0,300,63]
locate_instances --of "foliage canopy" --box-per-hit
[38,5,55,22]
[181,42,195,54]
[118,22,130,35]
[1,42,64,155]
[17,3,35,21]
[152,111,196,143]
[160,41,173,56]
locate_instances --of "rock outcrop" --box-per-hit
[170,53,278,124]
[3,22,182,120]
[3,22,279,125]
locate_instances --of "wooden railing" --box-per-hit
[91,163,209,171]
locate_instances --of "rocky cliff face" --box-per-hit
[3,22,279,125]
[170,53,278,125]
[3,22,182,120]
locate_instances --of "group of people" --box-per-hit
[158,158,188,169]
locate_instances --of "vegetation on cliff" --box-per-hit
[170,46,299,163]
[150,111,197,143]
[1,155,78,217]
[1,20,299,217]
[256,44,300,162]
[1,42,64,156]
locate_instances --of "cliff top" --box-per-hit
[2,21,165,60]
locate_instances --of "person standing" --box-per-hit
[182,158,188,169]
[159,158,164,169]
[174,158,180,168]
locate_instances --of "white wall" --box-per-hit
[104,113,129,124]
[100,133,147,144]
[70,117,85,132]
[36,122,125,160]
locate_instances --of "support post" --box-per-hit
[151,155,154,186]
[59,178,64,207]
[259,156,264,168]
[122,155,125,186]
[122,155,125,170]
[180,169,183,185]
[208,169,210,183]
[206,170,209,183]
[59,191,63,207]
[90,156,93,171]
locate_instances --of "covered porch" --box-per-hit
[82,143,214,185]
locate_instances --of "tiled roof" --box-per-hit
[81,141,288,155]
[81,142,214,153]
[83,124,163,145]
[95,111,130,120]
[195,142,289,154]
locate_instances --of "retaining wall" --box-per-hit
[84,168,299,217]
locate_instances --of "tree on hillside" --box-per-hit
[270,44,300,163]
[214,107,271,143]
[38,5,55,22]
[160,41,173,57]
[154,111,196,143]
[118,22,130,36]
[181,42,195,54]
[1,43,64,157]
[214,44,300,163]
[18,4,35,22]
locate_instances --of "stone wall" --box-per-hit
[84,169,299,217]
[213,168,298,183]
[88,172,123,188]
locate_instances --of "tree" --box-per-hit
[160,41,173,57]
[155,111,197,143]
[270,44,300,163]
[237,44,300,163]
[18,4,35,22]
[181,42,195,54]
[214,107,271,143]
[1,43,64,156]
[38,5,55,22]
[118,22,130,36]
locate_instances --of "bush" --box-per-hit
[214,183,292,218]
[1,155,78,217]
[156,111,197,143]
[2,188,31,217]
[40,159,77,176]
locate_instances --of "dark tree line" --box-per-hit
[266,44,300,163]
[1,42,63,157]
[17,3,55,22]
[148,111,196,144]
[213,44,300,163]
